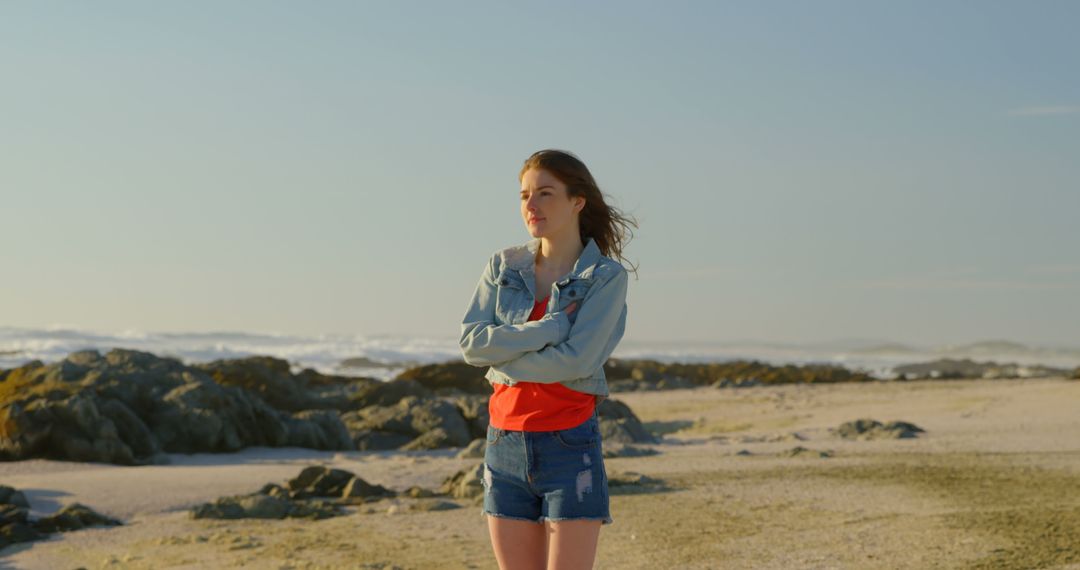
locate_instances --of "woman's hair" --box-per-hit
[519,149,639,279]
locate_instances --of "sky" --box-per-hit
[1,1,1078,348]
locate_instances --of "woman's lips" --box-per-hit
[529,217,545,223]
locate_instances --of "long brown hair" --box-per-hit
[519,149,639,279]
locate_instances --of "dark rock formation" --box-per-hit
[348,378,433,409]
[191,465,397,521]
[440,463,485,503]
[893,358,1072,380]
[341,395,475,451]
[834,418,925,440]
[0,484,122,552]
[606,471,668,495]
[781,446,834,458]
[597,398,659,444]
[196,355,377,412]
[393,361,489,395]
[286,465,394,501]
[602,358,875,391]
[601,443,660,458]
[0,349,356,465]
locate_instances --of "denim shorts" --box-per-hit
[481,409,612,525]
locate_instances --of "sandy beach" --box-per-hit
[3,376,1079,570]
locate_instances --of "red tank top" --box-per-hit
[488,295,597,431]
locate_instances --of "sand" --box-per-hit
[2,376,1079,569]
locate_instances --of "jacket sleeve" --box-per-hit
[488,265,627,383]
[459,254,573,367]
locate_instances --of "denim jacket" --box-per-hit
[458,236,628,401]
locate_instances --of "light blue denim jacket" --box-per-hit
[458,236,628,401]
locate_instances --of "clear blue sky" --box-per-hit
[2,1,1077,347]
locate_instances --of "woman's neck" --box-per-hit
[535,233,584,275]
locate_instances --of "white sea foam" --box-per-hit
[1,327,1077,381]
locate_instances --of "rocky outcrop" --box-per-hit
[348,378,433,409]
[440,463,485,503]
[893,358,1072,380]
[0,484,122,552]
[606,471,668,495]
[341,395,476,451]
[780,446,834,458]
[597,398,659,444]
[0,349,356,465]
[833,418,925,440]
[196,356,378,412]
[602,358,876,391]
[393,361,489,395]
[0,348,666,464]
[191,465,397,521]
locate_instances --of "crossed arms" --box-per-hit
[458,254,628,383]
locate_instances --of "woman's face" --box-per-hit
[520,167,584,240]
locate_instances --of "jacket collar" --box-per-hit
[505,236,602,282]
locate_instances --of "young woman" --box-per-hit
[459,149,638,570]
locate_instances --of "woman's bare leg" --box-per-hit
[488,515,548,570]
[545,520,602,570]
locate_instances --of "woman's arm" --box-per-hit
[487,264,627,382]
[459,254,573,367]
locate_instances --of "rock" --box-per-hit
[0,348,359,465]
[349,430,414,451]
[0,484,123,552]
[348,378,433,409]
[597,399,658,444]
[0,518,43,549]
[197,356,329,412]
[192,465,398,521]
[734,432,807,444]
[410,500,462,512]
[601,443,660,458]
[401,427,454,451]
[402,486,436,498]
[781,446,833,458]
[342,396,474,451]
[287,465,394,500]
[191,494,292,520]
[31,503,123,533]
[893,358,1071,380]
[835,418,925,440]
[443,394,491,436]
[283,410,354,451]
[605,357,876,390]
[288,466,356,497]
[191,493,341,521]
[338,356,399,369]
[656,375,696,389]
[393,361,490,395]
[606,471,667,494]
[0,486,30,509]
[440,463,484,500]
[258,483,291,500]
[456,438,487,459]
[342,476,396,501]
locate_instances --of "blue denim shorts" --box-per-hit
[481,409,612,525]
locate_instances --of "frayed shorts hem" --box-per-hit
[542,515,613,525]
[481,510,543,524]
[481,509,613,526]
